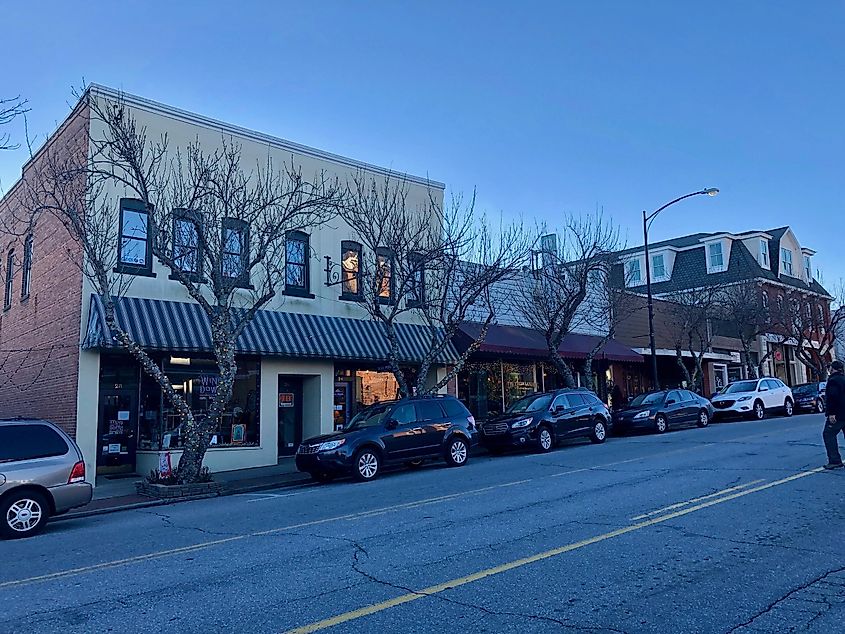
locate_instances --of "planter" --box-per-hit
[136,481,222,499]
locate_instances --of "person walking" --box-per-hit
[822,360,845,469]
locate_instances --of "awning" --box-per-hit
[83,295,458,364]
[456,322,643,363]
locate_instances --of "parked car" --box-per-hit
[478,388,611,454]
[295,395,477,483]
[710,378,794,420]
[613,389,713,434]
[791,382,826,413]
[0,418,93,539]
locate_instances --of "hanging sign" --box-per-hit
[279,393,294,408]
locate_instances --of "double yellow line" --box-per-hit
[286,467,822,634]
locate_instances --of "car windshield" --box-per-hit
[507,394,552,414]
[629,392,665,407]
[724,380,759,394]
[792,383,816,395]
[345,404,392,430]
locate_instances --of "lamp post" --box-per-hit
[643,188,719,390]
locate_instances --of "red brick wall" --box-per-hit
[0,105,88,437]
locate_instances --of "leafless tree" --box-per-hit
[665,285,721,392]
[340,174,529,396]
[517,215,621,388]
[0,96,28,151]
[24,89,342,483]
[714,281,772,379]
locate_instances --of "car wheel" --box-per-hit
[589,419,607,444]
[784,399,794,417]
[445,436,469,467]
[753,400,765,420]
[697,409,710,428]
[536,425,554,453]
[654,414,668,434]
[817,399,826,414]
[1,490,49,539]
[405,459,425,469]
[310,471,335,484]
[353,449,380,482]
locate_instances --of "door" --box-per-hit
[549,393,578,436]
[761,379,780,408]
[566,393,592,434]
[664,390,686,425]
[333,381,351,431]
[415,400,449,453]
[97,390,138,475]
[379,402,424,459]
[278,376,304,457]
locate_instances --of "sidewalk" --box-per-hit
[57,458,312,521]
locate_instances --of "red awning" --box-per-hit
[457,323,643,363]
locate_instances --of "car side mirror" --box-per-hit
[665,398,676,405]
[385,419,398,431]
[552,405,565,415]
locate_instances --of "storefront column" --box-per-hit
[75,348,101,485]
[499,361,505,411]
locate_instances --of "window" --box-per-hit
[761,293,769,311]
[376,248,394,302]
[390,404,416,425]
[817,305,825,325]
[118,199,152,274]
[708,242,724,270]
[626,259,641,284]
[776,295,784,311]
[340,241,361,299]
[20,235,32,299]
[760,239,769,267]
[804,255,812,281]
[567,393,587,407]
[0,424,69,462]
[764,379,780,390]
[408,252,425,306]
[4,248,13,310]
[805,303,812,321]
[442,399,471,420]
[651,254,666,279]
[284,231,310,295]
[667,390,682,403]
[781,248,793,275]
[415,400,445,421]
[221,219,248,283]
[172,212,200,276]
[551,394,571,410]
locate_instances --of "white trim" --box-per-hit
[632,347,735,361]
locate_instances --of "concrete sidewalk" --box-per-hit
[59,458,312,521]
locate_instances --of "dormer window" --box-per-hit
[781,248,793,275]
[626,259,641,285]
[708,242,724,271]
[651,254,666,280]
[759,239,769,267]
[804,255,812,281]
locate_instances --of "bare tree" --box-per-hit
[0,96,28,151]
[340,174,529,396]
[517,215,620,388]
[25,89,341,483]
[714,281,772,379]
[665,285,721,392]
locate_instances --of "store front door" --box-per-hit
[278,376,304,457]
[97,389,138,475]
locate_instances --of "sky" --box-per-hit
[1,1,843,285]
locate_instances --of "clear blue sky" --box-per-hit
[2,1,843,285]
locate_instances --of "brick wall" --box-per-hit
[0,105,88,437]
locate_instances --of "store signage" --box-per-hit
[279,392,295,408]
[197,374,219,398]
[231,423,246,444]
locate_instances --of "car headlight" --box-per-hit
[633,410,651,420]
[317,439,346,452]
[736,396,752,402]
[511,418,533,429]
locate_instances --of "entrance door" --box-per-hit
[333,381,351,431]
[278,376,304,457]
[97,390,138,475]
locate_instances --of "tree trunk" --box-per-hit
[675,347,692,387]
[549,347,576,388]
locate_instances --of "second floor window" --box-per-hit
[118,199,152,274]
[341,241,361,298]
[173,213,200,275]
[708,242,724,270]
[626,259,641,284]
[651,254,666,279]
[408,253,425,306]
[760,239,769,266]
[20,235,32,299]
[781,248,793,275]
[285,231,309,294]
[376,247,394,302]
[222,219,248,282]
[804,256,812,281]
[4,249,14,310]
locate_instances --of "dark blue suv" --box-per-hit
[295,395,477,483]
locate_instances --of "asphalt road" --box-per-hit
[2,413,845,634]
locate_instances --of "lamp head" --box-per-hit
[704,188,719,197]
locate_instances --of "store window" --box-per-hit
[285,231,310,296]
[356,369,400,406]
[118,199,152,275]
[136,356,260,450]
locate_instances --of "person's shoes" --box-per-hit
[823,463,844,470]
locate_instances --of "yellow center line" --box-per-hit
[630,479,766,521]
[284,467,823,634]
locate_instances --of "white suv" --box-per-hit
[711,378,794,420]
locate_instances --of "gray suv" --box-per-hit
[0,418,93,539]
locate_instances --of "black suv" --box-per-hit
[479,389,611,454]
[295,395,477,483]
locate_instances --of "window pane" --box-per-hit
[285,263,305,288]
[120,237,147,266]
[224,228,243,255]
[122,210,148,239]
[342,247,359,295]
[442,399,470,418]
[286,239,305,265]
[568,393,587,406]
[378,254,392,298]
[415,401,444,421]
[552,394,570,409]
[391,404,416,425]
[0,424,69,462]
[222,253,243,278]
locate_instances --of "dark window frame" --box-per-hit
[0,423,70,462]
[4,247,14,311]
[407,252,425,307]
[20,234,33,301]
[283,230,313,298]
[116,198,155,277]
[339,240,362,301]
[376,247,395,305]
[170,209,204,282]
[220,218,251,288]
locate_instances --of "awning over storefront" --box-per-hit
[456,322,643,363]
[82,295,459,364]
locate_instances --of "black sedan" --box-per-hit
[791,382,826,414]
[613,389,713,434]
[479,388,611,454]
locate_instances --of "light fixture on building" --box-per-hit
[170,356,191,365]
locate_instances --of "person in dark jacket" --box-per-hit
[822,360,845,469]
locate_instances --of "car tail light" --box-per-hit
[68,460,85,484]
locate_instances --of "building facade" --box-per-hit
[0,86,454,483]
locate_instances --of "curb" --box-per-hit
[53,474,314,522]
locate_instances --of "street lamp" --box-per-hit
[642,188,719,390]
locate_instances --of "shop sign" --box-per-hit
[279,392,295,408]
[196,374,219,398]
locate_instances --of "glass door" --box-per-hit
[278,376,304,457]
[97,390,138,475]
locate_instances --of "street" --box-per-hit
[2,413,845,633]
